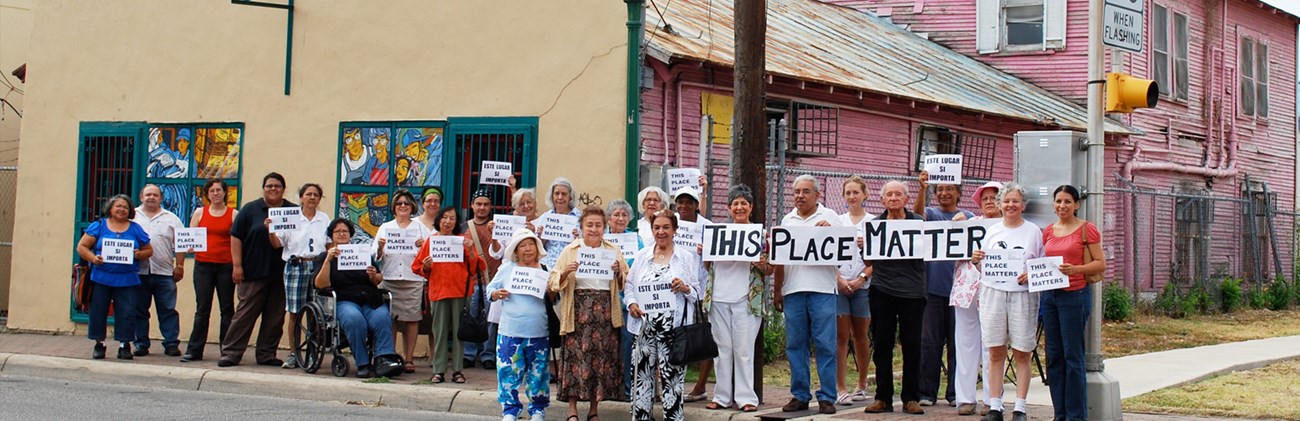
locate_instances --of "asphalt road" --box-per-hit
[0,374,496,421]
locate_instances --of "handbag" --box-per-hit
[668,301,718,366]
[457,261,490,343]
[1081,222,1104,284]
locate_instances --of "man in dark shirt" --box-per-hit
[218,172,295,367]
[913,171,975,407]
[463,188,502,369]
[863,180,927,415]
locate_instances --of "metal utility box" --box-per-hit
[1014,130,1089,227]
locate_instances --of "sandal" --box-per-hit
[741,404,758,412]
[565,416,579,421]
[451,371,466,383]
[586,415,600,421]
[404,362,416,373]
[705,402,727,410]
[430,373,445,383]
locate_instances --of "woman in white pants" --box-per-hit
[950,181,1002,416]
[702,186,772,412]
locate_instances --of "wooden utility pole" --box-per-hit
[733,0,767,402]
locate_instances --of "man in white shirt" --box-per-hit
[132,184,186,357]
[773,175,842,415]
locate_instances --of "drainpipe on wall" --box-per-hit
[625,0,645,209]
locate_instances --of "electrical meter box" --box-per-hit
[1013,130,1089,227]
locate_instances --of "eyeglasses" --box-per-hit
[264,184,284,189]
[394,202,413,207]
[331,230,351,235]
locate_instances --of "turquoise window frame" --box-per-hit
[143,123,246,225]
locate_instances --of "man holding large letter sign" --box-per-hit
[773,175,842,414]
[863,180,927,415]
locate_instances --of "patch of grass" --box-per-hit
[1102,309,1300,358]
[1124,359,1300,420]
[412,379,435,385]
[363,376,392,384]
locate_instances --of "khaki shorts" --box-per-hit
[978,287,1039,352]
[381,279,425,322]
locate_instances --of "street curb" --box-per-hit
[1126,354,1300,398]
[2,354,206,391]
[197,369,460,412]
[0,352,12,371]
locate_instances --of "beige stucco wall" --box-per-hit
[10,0,629,334]
[0,0,33,314]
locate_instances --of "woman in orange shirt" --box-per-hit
[413,205,487,384]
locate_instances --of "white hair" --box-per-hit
[636,185,668,214]
[998,182,1028,203]
[793,174,821,192]
[545,177,577,209]
[511,188,535,208]
[606,199,634,218]
[880,179,910,197]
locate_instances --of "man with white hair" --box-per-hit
[132,184,186,357]
[774,174,842,415]
[863,180,928,415]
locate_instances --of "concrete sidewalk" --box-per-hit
[1,330,1296,420]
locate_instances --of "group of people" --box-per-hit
[76,169,1103,421]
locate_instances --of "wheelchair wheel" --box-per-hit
[331,352,351,377]
[293,304,325,374]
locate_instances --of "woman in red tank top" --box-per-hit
[179,179,239,362]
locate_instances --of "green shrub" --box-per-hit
[1247,287,1270,309]
[1186,286,1213,315]
[762,313,785,362]
[1219,277,1243,313]
[1156,282,1185,318]
[1102,283,1132,321]
[1266,279,1294,311]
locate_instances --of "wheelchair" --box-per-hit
[290,288,399,377]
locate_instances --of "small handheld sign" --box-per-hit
[102,239,135,264]
[605,232,640,260]
[539,214,578,243]
[1027,256,1070,292]
[492,215,527,242]
[666,168,702,193]
[425,235,466,263]
[506,266,549,299]
[175,227,208,253]
[674,220,702,253]
[636,275,677,314]
[267,207,301,233]
[979,249,1021,288]
[336,244,370,270]
[923,154,963,185]
[384,229,419,255]
[577,246,617,281]
[479,161,513,186]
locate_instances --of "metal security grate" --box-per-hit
[457,132,526,214]
[79,135,137,224]
[770,99,838,158]
[958,133,997,181]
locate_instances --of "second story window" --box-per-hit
[976,0,1065,53]
[1240,37,1269,118]
[1004,0,1045,47]
[1152,5,1189,101]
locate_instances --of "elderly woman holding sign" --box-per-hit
[625,209,700,421]
[77,194,154,360]
[373,189,431,373]
[549,207,629,421]
[969,183,1044,421]
[702,185,772,413]
[413,205,487,384]
[539,178,581,269]
[634,186,668,246]
[488,228,552,421]
[313,218,396,378]
[1040,185,1105,421]
[949,181,1002,416]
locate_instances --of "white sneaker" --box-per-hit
[281,354,298,369]
[919,399,935,406]
[501,415,517,421]
[529,413,545,421]
[836,393,853,405]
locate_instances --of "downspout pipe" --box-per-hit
[625,0,645,209]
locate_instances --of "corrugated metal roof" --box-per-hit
[643,0,1139,135]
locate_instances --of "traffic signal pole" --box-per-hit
[1086,0,1123,419]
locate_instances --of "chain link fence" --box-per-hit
[0,166,15,315]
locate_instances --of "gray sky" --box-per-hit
[1263,0,1300,18]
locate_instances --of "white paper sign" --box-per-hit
[769,225,859,266]
[923,154,963,185]
[174,227,207,253]
[606,232,640,260]
[539,213,578,243]
[861,219,993,261]
[506,266,549,299]
[576,246,617,281]
[384,229,419,255]
[634,275,677,314]
[336,244,371,270]
[492,214,527,242]
[479,160,513,186]
[102,239,135,264]
[979,249,1022,288]
[666,168,702,193]
[1027,256,1070,292]
[701,223,765,262]
[425,235,466,263]
[673,220,701,252]
[267,207,301,233]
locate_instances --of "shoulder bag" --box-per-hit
[457,230,491,343]
[1080,222,1104,284]
[668,300,719,366]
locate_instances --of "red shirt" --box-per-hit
[1042,221,1101,291]
[195,206,234,264]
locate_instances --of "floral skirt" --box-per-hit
[557,289,624,402]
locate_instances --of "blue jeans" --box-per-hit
[336,301,396,368]
[784,292,838,403]
[134,274,181,349]
[463,283,498,363]
[1042,286,1091,421]
[88,281,137,343]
